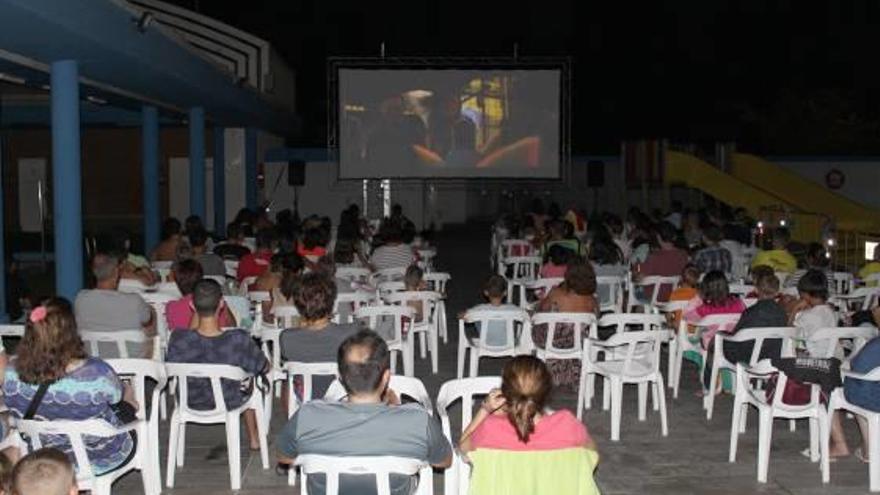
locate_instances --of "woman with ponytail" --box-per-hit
[1,298,138,472]
[459,355,596,455]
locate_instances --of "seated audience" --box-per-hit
[280,273,360,398]
[297,226,329,264]
[460,354,595,454]
[588,232,627,306]
[268,253,305,323]
[636,222,689,301]
[166,280,268,451]
[165,259,235,330]
[543,219,582,257]
[213,222,251,260]
[535,262,599,387]
[667,264,701,329]
[74,253,155,358]
[151,217,184,262]
[333,238,370,269]
[370,221,416,271]
[785,242,834,292]
[12,448,77,495]
[189,228,226,277]
[276,330,452,495]
[788,269,837,357]
[237,228,277,282]
[721,271,787,364]
[461,274,525,347]
[693,224,732,275]
[751,227,797,274]
[108,227,157,286]
[541,244,572,279]
[403,265,428,321]
[3,299,137,475]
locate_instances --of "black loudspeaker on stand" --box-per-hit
[288,160,306,186]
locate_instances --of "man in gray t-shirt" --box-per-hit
[277,330,452,495]
[74,252,155,357]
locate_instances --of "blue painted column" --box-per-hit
[188,107,206,220]
[51,60,83,300]
[213,126,226,236]
[0,132,8,322]
[141,105,160,252]
[245,127,258,210]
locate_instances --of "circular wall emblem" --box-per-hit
[825,168,845,190]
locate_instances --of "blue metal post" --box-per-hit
[141,105,160,252]
[0,130,8,322]
[213,126,226,236]
[51,60,83,300]
[245,127,258,210]
[189,107,206,220]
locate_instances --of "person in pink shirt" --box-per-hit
[459,355,596,456]
[684,270,745,392]
[540,244,571,279]
[165,259,235,330]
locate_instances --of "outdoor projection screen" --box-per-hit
[336,65,563,179]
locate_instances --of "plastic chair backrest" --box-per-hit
[336,267,372,283]
[17,418,133,484]
[0,324,24,339]
[594,330,667,378]
[831,272,854,295]
[284,361,338,413]
[224,260,239,278]
[324,375,432,411]
[105,358,167,422]
[424,272,451,295]
[260,327,284,370]
[118,278,150,294]
[165,363,250,416]
[463,308,531,352]
[596,276,625,312]
[436,377,502,441]
[248,291,272,304]
[80,329,148,359]
[272,305,300,328]
[807,326,879,359]
[334,291,377,324]
[152,260,174,271]
[519,278,563,308]
[531,312,597,356]
[372,267,408,285]
[721,326,799,364]
[498,239,535,260]
[156,282,182,298]
[598,313,666,337]
[355,305,414,345]
[729,283,755,296]
[499,256,541,280]
[636,276,681,305]
[378,281,406,298]
[295,454,426,495]
[385,291,440,326]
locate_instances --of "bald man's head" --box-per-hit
[337,330,390,396]
[13,448,77,495]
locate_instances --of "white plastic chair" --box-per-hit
[333,291,376,324]
[826,367,880,491]
[18,417,153,495]
[337,266,372,284]
[417,248,437,272]
[807,326,879,362]
[709,327,798,420]
[497,256,541,280]
[582,330,670,441]
[355,306,416,376]
[496,239,535,272]
[729,283,755,297]
[436,376,502,495]
[729,360,829,484]
[425,272,451,343]
[224,260,239,278]
[105,358,167,494]
[835,287,880,311]
[0,324,24,349]
[378,281,407,299]
[580,313,666,411]
[457,308,531,378]
[156,282,182,298]
[683,313,742,418]
[165,363,269,490]
[515,277,563,309]
[627,276,680,312]
[295,455,429,495]
[371,267,408,286]
[324,375,432,412]
[272,305,300,329]
[281,360,338,486]
[80,329,158,360]
[385,291,442,373]
[259,326,286,425]
[597,275,626,313]
[118,278,151,294]
[831,272,854,295]
[653,300,690,397]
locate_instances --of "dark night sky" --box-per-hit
[169,0,880,154]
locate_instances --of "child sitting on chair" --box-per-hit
[404,265,428,322]
[460,275,523,347]
[540,244,572,279]
[666,264,700,329]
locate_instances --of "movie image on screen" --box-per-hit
[338,68,561,179]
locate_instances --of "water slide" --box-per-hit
[664,150,825,241]
[730,153,880,232]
